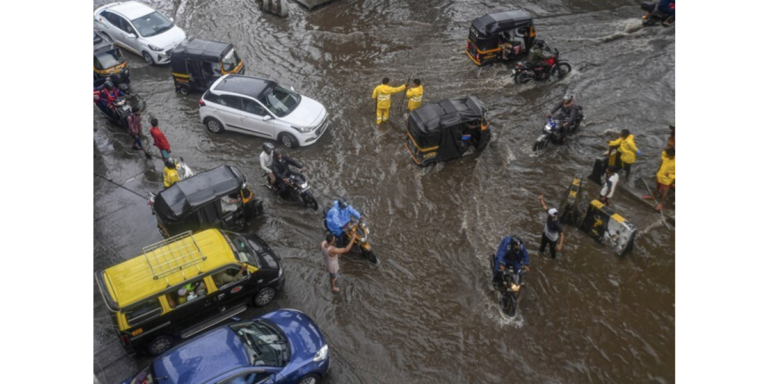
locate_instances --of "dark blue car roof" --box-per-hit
[153,327,249,384]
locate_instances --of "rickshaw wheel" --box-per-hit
[178,86,190,96]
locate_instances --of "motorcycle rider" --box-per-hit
[526,39,553,78]
[493,236,530,288]
[260,143,276,188]
[270,148,305,195]
[326,198,365,247]
[99,80,126,119]
[547,93,580,135]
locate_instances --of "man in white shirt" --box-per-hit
[600,166,620,206]
[260,142,276,187]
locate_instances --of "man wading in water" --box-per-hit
[321,232,357,293]
[538,194,565,259]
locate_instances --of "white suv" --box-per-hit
[199,75,330,148]
[94,1,186,65]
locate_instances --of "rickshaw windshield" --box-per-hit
[260,85,301,117]
[223,232,262,268]
[95,50,125,70]
[131,12,173,38]
[221,48,241,72]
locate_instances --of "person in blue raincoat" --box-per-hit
[325,198,364,247]
[493,236,530,287]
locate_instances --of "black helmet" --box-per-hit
[506,237,522,252]
[165,159,175,169]
[104,80,114,89]
[563,93,574,102]
[337,198,348,209]
[262,142,274,154]
[274,148,285,156]
[535,39,546,47]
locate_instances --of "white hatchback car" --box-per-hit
[94,1,186,65]
[199,75,330,148]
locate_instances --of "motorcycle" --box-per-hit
[641,2,674,27]
[94,94,132,129]
[511,48,572,84]
[533,109,584,152]
[264,172,318,210]
[323,210,379,264]
[489,255,526,316]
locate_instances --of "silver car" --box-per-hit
[199,75,330,148]
[94,1,186,65]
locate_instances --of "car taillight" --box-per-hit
[199,98,205,107]
[476,53,480,60]
[120,334,130,346]
[466,42,469,50]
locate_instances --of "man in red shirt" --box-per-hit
[149,118,172,160]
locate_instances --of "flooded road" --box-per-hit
[94,0,675,383]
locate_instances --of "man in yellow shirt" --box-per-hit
[163,159,180,188]
[643,148,675,211]
[372,77,407,125]
[405,79,423,117]
[607,129,639,180]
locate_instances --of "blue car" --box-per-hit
[123,309,330,384]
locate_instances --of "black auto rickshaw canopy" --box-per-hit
[467,10,536,66]
[154,165,246,224]
[406,96,491,165]
[171,38,244,94]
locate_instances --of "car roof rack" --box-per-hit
[142,231,207,285]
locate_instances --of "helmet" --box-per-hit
[563,93,574,102]
[104,80,114,89]
[337,198,348,209]
[262,142,274,154]
[165,159,176,169]
[274,148,285,156]
[506,237,522,253]
[535,39,546,47]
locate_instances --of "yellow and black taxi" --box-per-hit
[95,229,285,356]
[405,96,491,166]
[170,38,244,95]
[93,31,130,89]
[466,10,536,66]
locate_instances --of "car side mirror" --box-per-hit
[269,373,277,384]
[170,17,175,22]
[262,115,272,121]
[290,86,295,91]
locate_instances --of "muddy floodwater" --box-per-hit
[94,0,675,383]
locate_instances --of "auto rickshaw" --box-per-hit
[94,31,130,90]
[148,165,264,238]
[466,10,536,66]
[404,96,491,166]
[170,38,244,95]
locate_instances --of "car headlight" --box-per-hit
[148,44,163,52]
[291,125,312,133]
[313,344,328,362]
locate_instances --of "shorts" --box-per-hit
[160,150,170,159]
[329,272,340,279]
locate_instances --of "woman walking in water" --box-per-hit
[321,232,357,293]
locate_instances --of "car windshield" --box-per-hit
[95,50,125,70]
[230,320,290,367]
[221,48,241,72]
[224,232,261,268]
[131,12,173,38]
[260,85,301,118]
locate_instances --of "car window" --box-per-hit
[243,99,267,116]
[203,91,222,104]
[164,278,208,310]
[131,11,174,38]
[230,321,290,367]
[213,267,246,289]
[219,95,244,111]
[124,298,162,326]
[218,371,271,384]
[223,233,262,268]
[112,14,134,34]
[101,11,119,27]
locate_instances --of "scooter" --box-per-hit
[532,109,584,152]
[95,95,133,129]
[323,209,379,264]
[264,172,318,210]
[489,255,525,316]
[511,48,572,84]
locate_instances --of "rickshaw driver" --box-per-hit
[546,93,579,132]
[260,143,276,188]
[270,148,305,194]
[326,198,365,247]
[493,236,530,288]
[526,39,553,77]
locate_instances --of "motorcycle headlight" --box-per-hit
[301,182,308,189]
[359,236,367,243]
[544,124,552,132]
[313,344,328,362]
[148,44,163,52]
[291,125,311,133]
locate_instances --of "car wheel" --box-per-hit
[278,133,298,148]
[204,117,225,134]
[252,287,276,307]
[146,335,174,356]
[298,374,321,384]
[142,51,155,66]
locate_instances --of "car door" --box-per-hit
[114,15,143,55]
[97,11,123,45]
[215,368,280,384]
[241,98,276,139]
[216,95,249,133]
[210,266,255,308]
